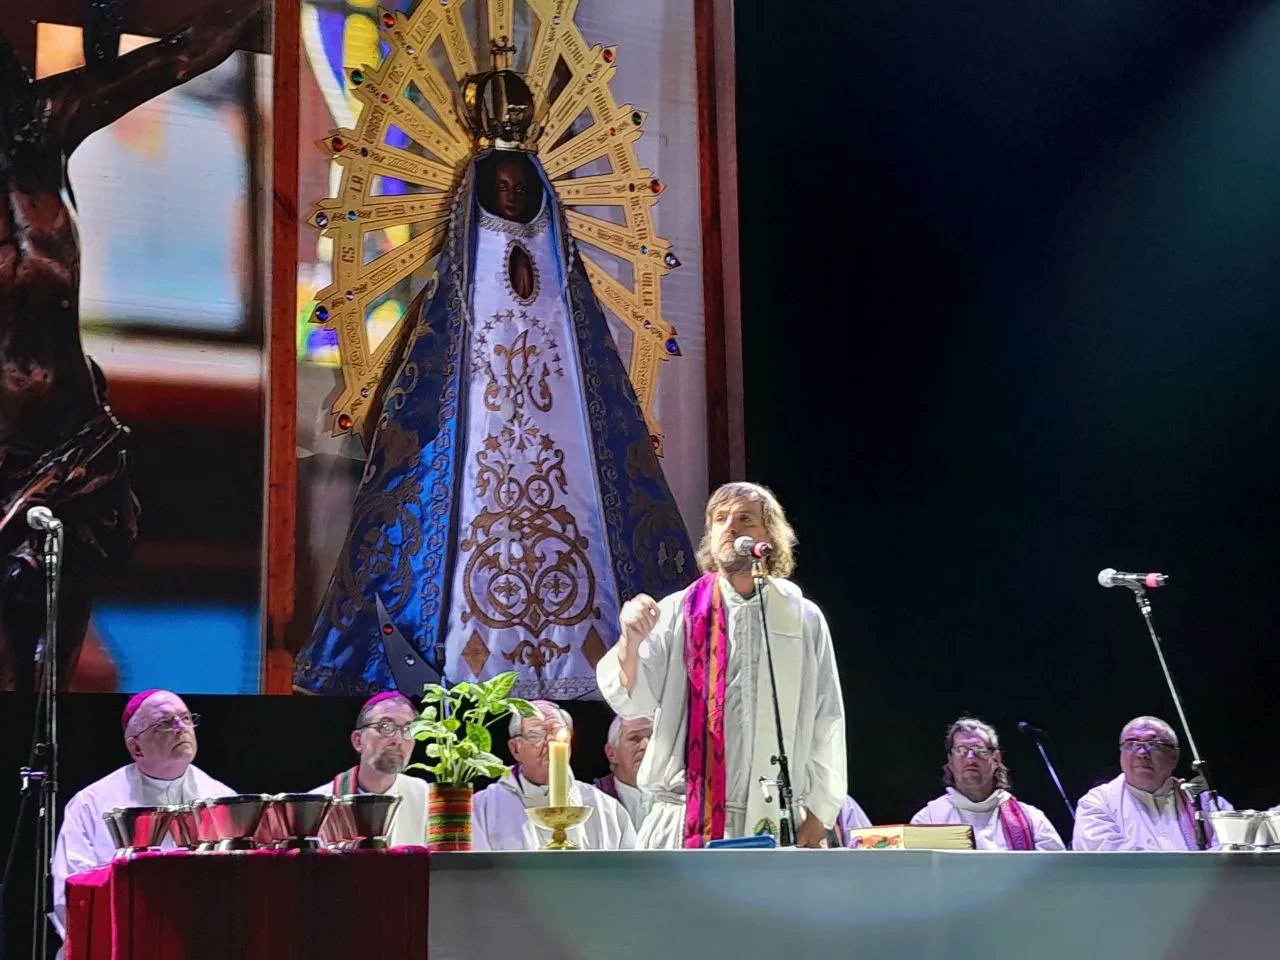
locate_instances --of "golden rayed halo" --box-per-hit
[308,0,682,451]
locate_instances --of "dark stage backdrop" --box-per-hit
[7,0,1280,951]
[735,0,1280,827]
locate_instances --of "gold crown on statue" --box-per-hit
[461,68,542,151]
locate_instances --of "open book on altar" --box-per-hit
[844,824,975,850]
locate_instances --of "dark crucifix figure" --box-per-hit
[0,2,261,690]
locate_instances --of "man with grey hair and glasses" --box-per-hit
[598,481,846,848]
[1073,715,1232,850]
[50,690,234,939]
[910,716,1063,850]
[471,700,635,849]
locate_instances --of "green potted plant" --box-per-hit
[410,671,534,851]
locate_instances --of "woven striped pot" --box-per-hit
[428,784,473,851]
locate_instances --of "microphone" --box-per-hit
[1017,721,1047,740]
[1098,568,1168,590]
[733,536,773,559]
[26,506,63,532]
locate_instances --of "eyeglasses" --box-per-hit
[134,713,200,737]
[950,744,994,759]
[516,728,569,746]
[359,720,416,740]
[1120,739,1176,755]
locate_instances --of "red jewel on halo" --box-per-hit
[602,49,615,64]
[381,12,396,27]
[382,624,394,635]
[338,414,352,430]
[331,136,346,152]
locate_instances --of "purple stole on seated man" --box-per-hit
[682,571,729,848]
[996,795,1036,850]
[593,774,618,800]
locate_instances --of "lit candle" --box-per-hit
[548,728,571,808]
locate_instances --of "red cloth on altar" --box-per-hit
[64,848,429,960]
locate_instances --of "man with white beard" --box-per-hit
[471,701,635,849]
[311,692,428,846]
[597,481,846,848]
[1073,715,1232,851]
[593,715,653,830]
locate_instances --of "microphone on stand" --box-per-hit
[1017,721,1047,740]
[26,506,63,532]
[1097,568,1168,591]
[1018,720,1075,823]
[734,535,773,559]
[1099,565,1214,847]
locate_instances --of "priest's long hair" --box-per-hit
[695,481,798,578]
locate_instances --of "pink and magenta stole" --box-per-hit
[682,572,729,848]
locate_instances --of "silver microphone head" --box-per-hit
[733,536,755,557]
[1097,568,1118,588]
[27,506,62,531]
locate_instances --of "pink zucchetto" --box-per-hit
[121,689,164,732]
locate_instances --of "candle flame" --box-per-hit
[554,727,570,744]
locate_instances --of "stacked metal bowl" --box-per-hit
[318,794,400,849]
[1205,810,1280,850]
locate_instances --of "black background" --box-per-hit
[7,0,1280,953]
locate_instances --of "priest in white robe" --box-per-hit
[472,701,635,850]
[597,482,847,848]
[1073,715,1232,851]
[51,690,234,936]
[910,717,1063,850]
[593,714,653,830]
[309,692,428,847]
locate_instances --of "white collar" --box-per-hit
[1125,776,1177,801]
[945,786,1009,813]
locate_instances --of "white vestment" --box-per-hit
[1072,773,1233,851]
[51,764,234,930]
[309,772,429,847]
[597,576,846,848]
[614,778,651,830]
[471,767,636,850]
[443,199,619,700]
[910,788,1064,850]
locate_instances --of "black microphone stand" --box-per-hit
[9,517,64,960]
[1019,725,1075,824]
[1127,585,1215,850]
[750,558,795,847]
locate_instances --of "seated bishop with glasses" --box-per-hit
[909,717,1064,850]
[51,690,235,939]
[310,692,429,846]
[471,701,635,850]
[1072,715,1232,850]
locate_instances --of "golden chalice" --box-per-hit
[526,805,593,850]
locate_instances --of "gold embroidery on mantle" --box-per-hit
[458,309,599,679]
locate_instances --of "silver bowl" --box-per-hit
[107,806,172,854]
[269,794,333,850]
[1256,810,1280,848]
[195,795,271,852]
[1206,810,1262,848]
[344,793,401,849]
[320,797,357,849]
[165,804,200,848]
[101,810,127,853]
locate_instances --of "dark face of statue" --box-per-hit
[479,153,542,224]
